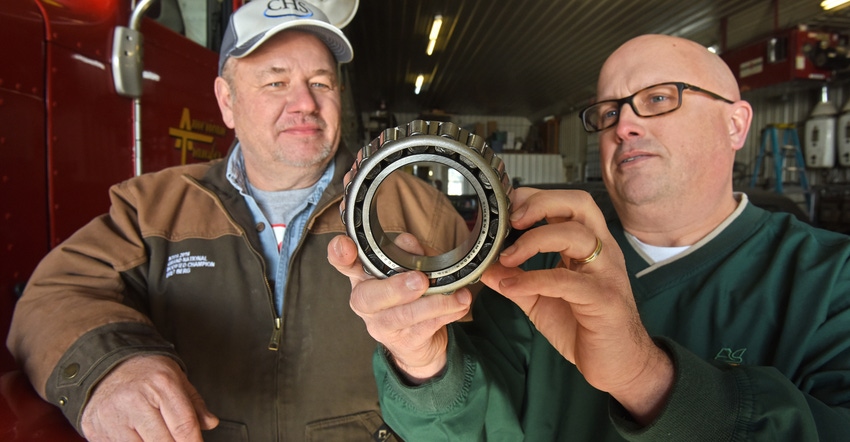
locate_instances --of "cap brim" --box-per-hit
[230,19,353,64]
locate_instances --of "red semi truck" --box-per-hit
[0,0,239,437]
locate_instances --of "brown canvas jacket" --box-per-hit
[7,147,469,441]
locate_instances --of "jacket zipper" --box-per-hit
[267,196,342,350]
[185,174,283,352]
[269,317,282,350]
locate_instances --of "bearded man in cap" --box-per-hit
[7,1,468,440]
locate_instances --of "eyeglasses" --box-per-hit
[578,82,735,133]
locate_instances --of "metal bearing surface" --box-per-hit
[341,119,513,294]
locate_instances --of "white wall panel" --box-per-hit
[500,153,565,186]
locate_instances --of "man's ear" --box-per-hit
[214,76,236,129]
[728,100,753,151]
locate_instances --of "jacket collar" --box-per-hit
[198,140,356,219]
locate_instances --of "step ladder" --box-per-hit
[750,124,810,207]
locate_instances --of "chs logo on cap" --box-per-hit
[218,0,354,74]
[265,1,315,18]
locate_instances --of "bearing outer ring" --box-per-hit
[342,120,513,294]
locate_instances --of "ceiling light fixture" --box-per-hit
[821,0,850,10]
[426,39,437,56]
[415,74,424,94]
[426,15,442,55]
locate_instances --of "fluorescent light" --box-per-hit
[429,15,443,41]
[427,15,442,55]
[821,0,850,10]
[415,74,424,94]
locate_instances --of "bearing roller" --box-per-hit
[341,119,513,294]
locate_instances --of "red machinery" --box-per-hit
[0,0,238,438]
[721,26,850,92]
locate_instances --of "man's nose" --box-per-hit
[613,102,644,137]
[285,83,319,114]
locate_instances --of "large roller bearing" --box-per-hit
[341,120,513,294]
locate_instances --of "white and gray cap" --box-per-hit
[218,0,354,74]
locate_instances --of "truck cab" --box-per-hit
[0,0,237,437]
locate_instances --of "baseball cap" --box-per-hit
[219,0,354,74]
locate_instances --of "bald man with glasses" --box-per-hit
[328,34,850,441]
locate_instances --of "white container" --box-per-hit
[838,100,850,166]
[804,92,837,168]
[805,117,836,168]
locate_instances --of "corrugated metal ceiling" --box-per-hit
[342,0,850,121]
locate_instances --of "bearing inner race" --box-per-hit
[342,120,512,294]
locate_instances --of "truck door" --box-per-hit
[0,0,235,370]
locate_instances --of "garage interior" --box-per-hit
[146,0,850,233]
[332,0,850,234]
[2,1,850,438]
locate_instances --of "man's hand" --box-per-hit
[481,187,674,424]
[81,355,218,441]
[328,233,472,384]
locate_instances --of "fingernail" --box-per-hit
[510,205,526,222]
[457,290,471,305]
[501,244,517,256]
[500,277,517,288]
[331,236,343,256]
[405,272,426,291]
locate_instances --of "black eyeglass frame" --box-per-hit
[578,82,735,133]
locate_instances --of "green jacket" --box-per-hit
[8,147,469,441]
[374,201,850,441]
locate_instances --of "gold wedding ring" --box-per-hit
[573,237,603,265]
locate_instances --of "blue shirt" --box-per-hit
[225,144,334,314]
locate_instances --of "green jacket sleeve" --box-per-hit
[613,337,850,441]
[373,300,534,441]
